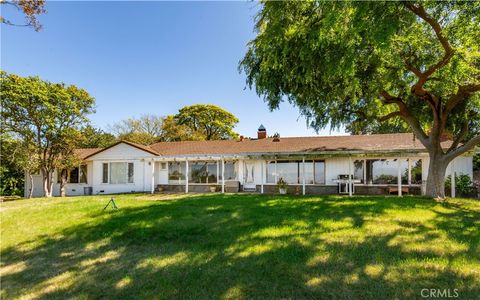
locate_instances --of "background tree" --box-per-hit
[1,0,46,31]
[79,125,116,148]
[1,71,95,197]
[109,114,164,145]
[173,104,239,140]
[240,1,480,199]
[160,115,206,142]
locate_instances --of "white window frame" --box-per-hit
[102,162,134,184]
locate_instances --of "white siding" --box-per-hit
[422,155,473,180]
[88,143,156,160]
[325,157,350,185]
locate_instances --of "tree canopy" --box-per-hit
[240,1,480,198]
[1,71,95,197]
[174,104,239,140]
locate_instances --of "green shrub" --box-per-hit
[445,174,474,195]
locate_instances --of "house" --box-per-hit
[25,126,474,197]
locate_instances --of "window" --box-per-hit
[266,160,323,185]
[128,162,134,183]
[276,161,299,184]
[102,163,108,183]
[103,162,134,184]
[222,162,237,180]
[160,162,167,170]
[366,159,401,184]
[189,161,218,184]
[300,160,315,184]
[57,165,87,183]
[168,162,186,184]
[354,160,364,183]
[266,161,276,184]
[314,161,325,184]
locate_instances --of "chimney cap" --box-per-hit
[258,124,266,131]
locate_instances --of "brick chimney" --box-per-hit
[257,124,267,139]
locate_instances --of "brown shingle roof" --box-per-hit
[74,148,103,159]
[147,133,451,156]
[75,133,454,159]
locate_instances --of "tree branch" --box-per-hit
[404,2,454,79]
[445,135,480,161]
[378,111,402,122]
[380,90,429,144]
[447,119,469,153]
[443,83,480,117]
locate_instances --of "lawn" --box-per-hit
[1,194,479,299]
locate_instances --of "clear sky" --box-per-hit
[1,1,346,137]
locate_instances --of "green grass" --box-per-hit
[1,194,479,299]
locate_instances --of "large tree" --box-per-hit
[173,104,239,140]
[240,1,480,199]
[1,71,95,197]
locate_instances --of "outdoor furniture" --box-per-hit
[388,186,409,194]
[243,183,257,192]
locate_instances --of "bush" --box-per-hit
[445,174,474,196]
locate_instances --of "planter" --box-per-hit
[279,188,287,195]
[209,186,217,193]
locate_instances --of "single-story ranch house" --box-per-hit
[25,127,474,197]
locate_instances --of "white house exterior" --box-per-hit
[25,130,475,198]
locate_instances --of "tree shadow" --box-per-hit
[1,194,479,299]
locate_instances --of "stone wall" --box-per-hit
[157,183,421,195]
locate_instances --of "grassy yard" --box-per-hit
[1,194,479,299]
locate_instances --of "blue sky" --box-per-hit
[1,1,346,137]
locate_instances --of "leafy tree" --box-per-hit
[1,71,95,197]
[240,1,480,198]
[79,125,116,148]
[1,0,46,31]
[160,115,206,142]
[174,104,239,140]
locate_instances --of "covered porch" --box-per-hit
[144,150,470,196]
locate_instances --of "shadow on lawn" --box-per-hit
[1,195,479,299]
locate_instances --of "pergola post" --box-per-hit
[221,158,225,193]
[451,160,456,198]
[185,159,189,194]
[260,160,264,194]
[302,157,306,195]
[151,160,155,194]
[407,158,412,186]
[397,158,402,197]
[348,156,353,196]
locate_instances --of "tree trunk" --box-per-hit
[28,173,34,199]
[59,169,68,197]
[425,152,448,199]
[42,168,54,197]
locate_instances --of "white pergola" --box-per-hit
[146,151,455,197]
